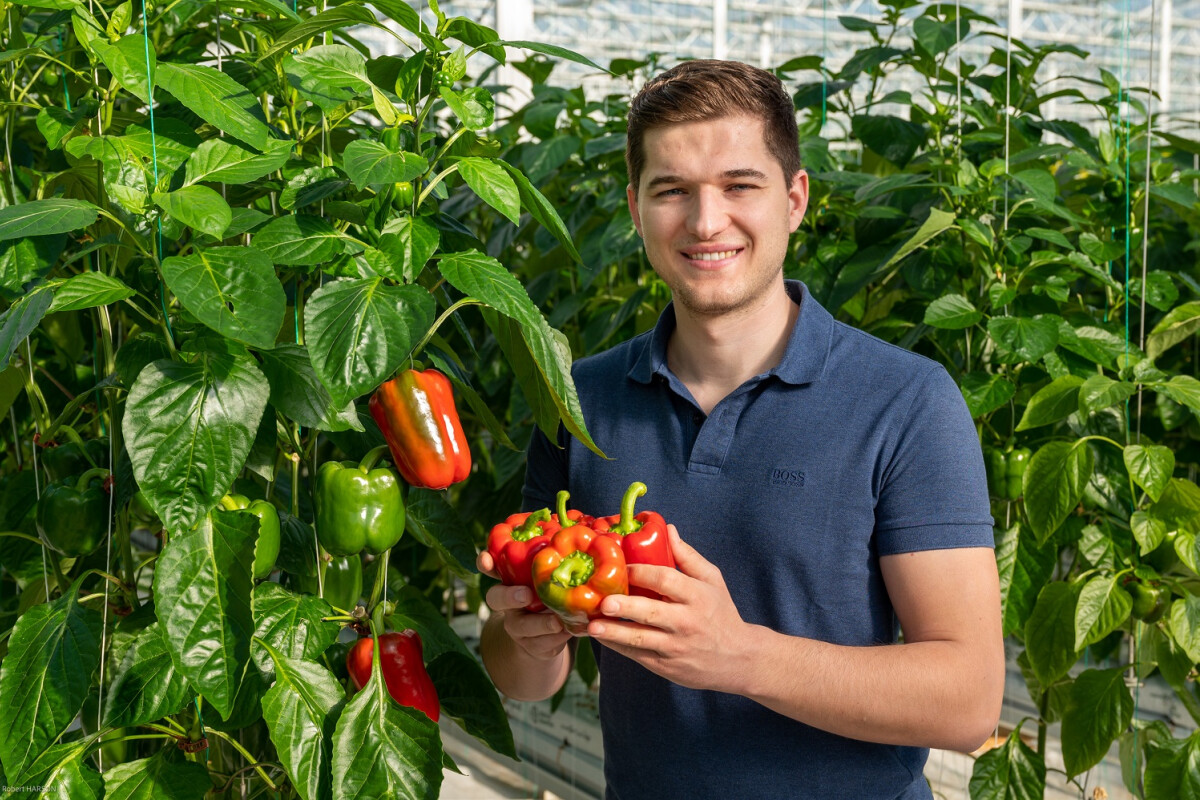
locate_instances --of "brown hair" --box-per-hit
[625,59,800,193]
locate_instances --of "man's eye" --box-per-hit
[656,188,684,197]
[729,184,756,192]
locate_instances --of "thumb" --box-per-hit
[667,524,722,584]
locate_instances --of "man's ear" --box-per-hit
[627,183,643,238]
[787,170,810,234]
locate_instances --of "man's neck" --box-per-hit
[666,281,798,415]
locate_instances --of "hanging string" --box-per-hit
[1002,0,1013,232]
[954,0,963,160]
[819,0,827,131]
[1137,0,1156,443]
[140,1,171,340]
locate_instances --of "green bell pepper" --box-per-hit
[984,446,1030,501]
[42,437,107,482]
[314,445,405,557]
[220,494,281,580]
[36,467,111,557]
[291,554,364,613]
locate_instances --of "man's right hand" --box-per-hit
[477,550,573,664]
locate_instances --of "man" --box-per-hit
[478,59,1004,799]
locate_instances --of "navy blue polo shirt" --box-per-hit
[524,280,993,799]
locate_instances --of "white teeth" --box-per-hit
[686,250,738,261]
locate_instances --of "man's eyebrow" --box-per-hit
[645,168,769,189]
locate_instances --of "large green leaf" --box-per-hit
[994,523,1056,637]
[1023,441,1094,543]
[153,185,232,240]
[923,293,981,329]
[330,652,443,800]
[440,86,495,130]
[1124,444,1174,503]
[303,278,434,407]
[850,114,926,167]
[258,4,382,62]
[1159,375,1200,414]
[1061,668,1134,777]
[342,141,427,190]
[1073,574,1132,650]
[1169,595,1200,663]
[1147,301,1200,361]
[1144,730,1200,800]
[284,44,371,113]
[260,641,346,800]
[378,215,440,282]
[92,34,154,104]
[0,198,99,241]
[967,727,1045,800]
[0,577,102,778]
[988,315,1060,362]
[103,622,193,728]
[913,16,967,55]
[1015,375,1084,431]
[427,651,516,759]
[251,583,340,678]
[258,343,361,431]
[404,489,478,579]
[37,747,104,800]
[885,207,956,269]
[184,138,294,186]
[156,62,272,150]
[496,160,583,265]
[161,246,285,350]
[152,509,257,720]
[102,750,211,800]
[0,234,64,299]
[253,215,344,266]
[959,371,1015,418]
[456,157,520,225]
[1077,374,1137,415]
[1024,580,1082,686]
[123,348,269,531]
[46,272,134,313]
[499,40,607,72]
[0,286,52,369]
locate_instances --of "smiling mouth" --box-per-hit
[684,249,741,262]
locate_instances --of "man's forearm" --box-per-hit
[736,625,1004,753]
[480,611,573,702]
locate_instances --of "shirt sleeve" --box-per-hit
[521,423,569,513]
[873,364,995,555]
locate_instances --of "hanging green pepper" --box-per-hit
[291,554,364,613]
[42,437,108,481]
[36,467,111,557]
[220,495,281,580]
[314,445,406,557]
[984,446,1030,501]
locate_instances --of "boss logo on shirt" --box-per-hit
[770,468,805,487]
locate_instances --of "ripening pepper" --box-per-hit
[369,369,471,490]
[314,445,406,557]
[220,494,281,580]
[347,630,440,721]
[593,482,675,600]
[487,505,558,612]
[533,523,628,636]
[291,554,364,613]
[36,467,111,557]
[984,446,1031,500]
[1123,576,1169,623]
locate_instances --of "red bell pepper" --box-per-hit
[486,506,557,611]
[533,522,627,636]
[347,630,440,721]
[594,481,675,599]
[369,369,471,490]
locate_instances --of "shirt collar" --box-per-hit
[628,280,833,386]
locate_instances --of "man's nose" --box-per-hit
[686,186,730,241]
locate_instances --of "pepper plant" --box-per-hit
[0,0,607,795]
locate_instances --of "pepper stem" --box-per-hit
[359,444,390,472]
[552,551,595,588]
[218,495,242,512]
[512,508,551,541]
[75,467,111,492]
[609,482,647,536]
[556,491,575,529]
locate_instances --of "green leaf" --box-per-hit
[280,166,349,212]
[0,234,64,299]
[850,114,926,167]
[184,138,293,186]
[258,4,382,62]
[988,315,1059,362]
[1024,441,1094,543]
[0,198,99,241]
[330,654,443,799]
[123,349,269,531]
[1025,227,1071,248]
[259,641,346,800]
[303,278,434,407]
[498,40,607,72]
[342,141,428,190]
[1077,374,1137,415]
[1144,730,1200,800]
[496,160,583,265]
[959,371,1015,418]
[152,185,232,239]
[1015,375,1084,431]
[36,746,104,800]
[1130,510,1168,555]
[1024,580,1082,686]
[1061,668,1134,777]
[923,293,981,329]
[427,651,516,759]
[378,215,440,283]
[440,86,495,130]
[156,62,272,150]
[913,16,965,55]
[0,287,52,370]
[1079,232,1125,264]
[101,750,211,800]
[153,509,257,720]
[404,489,478,579]
[1124,444,1174,503]
[968,727,1045,800]
[1147,301,1200,361]
[1074,574,1132,650]
[258,343,361,432]
[0,578,102,778]
[1013,169,1056,203]
[386,586,474,662]
[995,523,1056,637]
[251,583,340,678]
[521,135,580,184]
[253,215,344,266]
[1169,595,1200,663]
[92,34,154,104]
[284,44,372,113]
[46,271,134,313]
[884,207,956,269]
[1149,478,1200,535]
[456,157,521,225]
[103,622,193,728]
[1159,375,1200,413]
[161,246,286,350]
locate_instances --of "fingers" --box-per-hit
[666,524,723,584]
[476,550,500,580]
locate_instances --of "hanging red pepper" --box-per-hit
[486,506,557,612]
[347,630,440,721]
[593,481,675,599]
[369,369,471,490]
[533,523,627,636]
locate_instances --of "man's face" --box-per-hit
[627,114,808,319]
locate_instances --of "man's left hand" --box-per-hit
[587,524,753,693]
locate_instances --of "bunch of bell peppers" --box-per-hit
[487,482,676,635]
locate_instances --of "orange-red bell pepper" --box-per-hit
[369,369,471,490]
[593,482,674,600]
[487,507,557,611]
[533,521,627,636]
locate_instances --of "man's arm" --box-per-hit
[588,528,1005,753]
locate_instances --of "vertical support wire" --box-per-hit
[1137,0,1156,444]
[1003,0,1014,232]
